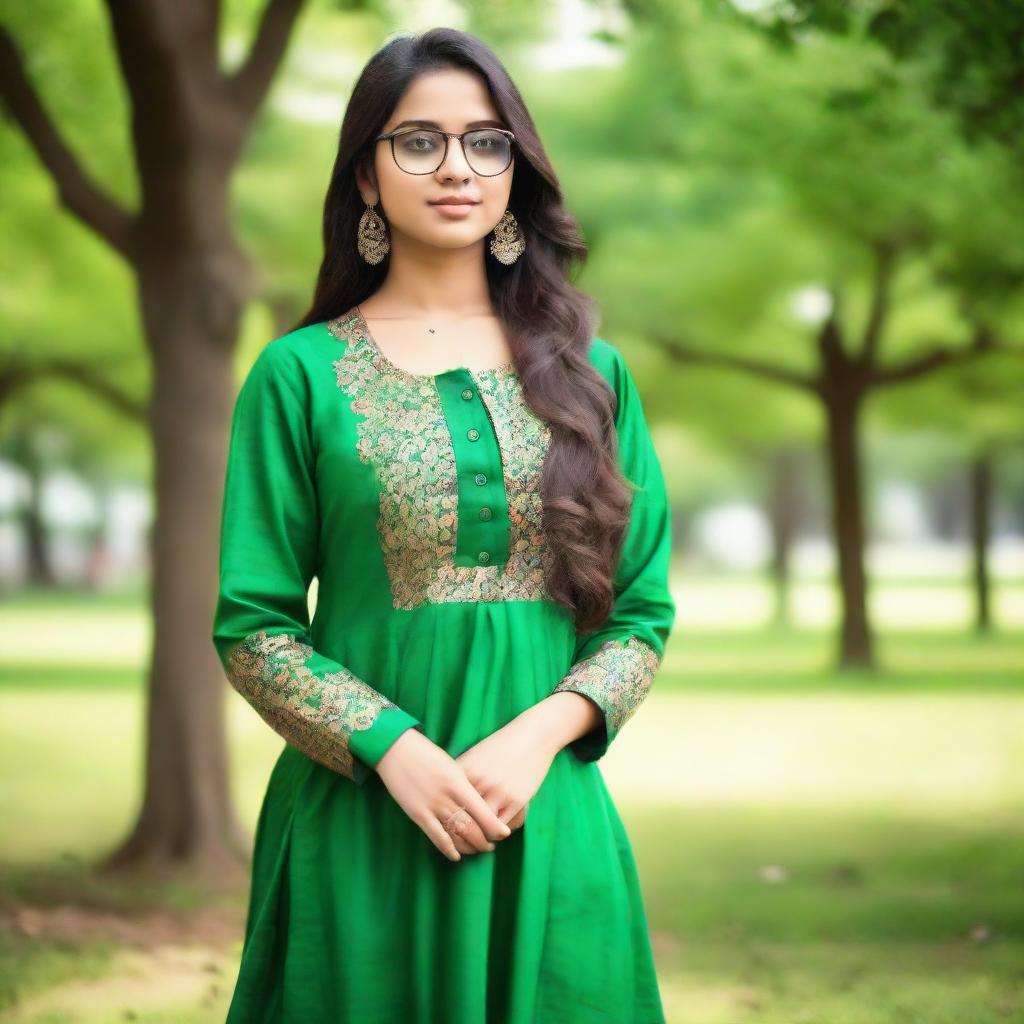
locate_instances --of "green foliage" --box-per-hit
[3,0,1021,519]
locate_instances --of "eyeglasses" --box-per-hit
[375,126,516,176]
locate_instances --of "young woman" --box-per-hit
[212,26,676,1024]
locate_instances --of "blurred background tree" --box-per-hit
[573,1,1024,667]
[1,0,312,877]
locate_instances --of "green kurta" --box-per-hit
[212,305,676,1023]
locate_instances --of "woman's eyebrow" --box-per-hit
[390,118,507,130]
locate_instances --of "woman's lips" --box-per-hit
[429,202,477,218]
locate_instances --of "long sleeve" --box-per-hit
[551,346,676,762]
[211,339,424,784]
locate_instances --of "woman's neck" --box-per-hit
[368,236,492,318]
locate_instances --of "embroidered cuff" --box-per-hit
[225,630,419,784]
[552,636,661,762]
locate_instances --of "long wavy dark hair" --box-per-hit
[293,27,632,634]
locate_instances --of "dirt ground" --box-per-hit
[0,898,246,1022]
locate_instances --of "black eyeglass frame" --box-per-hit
[373,126,517,176]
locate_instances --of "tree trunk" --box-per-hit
[767,447,802,628]
[970,449,993,633]
[824,392,874,669]
[99,240,252,884]
[7,430,58,587]
[24,462,56,586]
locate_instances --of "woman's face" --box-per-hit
[357,68,514,253]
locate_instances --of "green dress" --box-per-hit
[212,305,676,1023]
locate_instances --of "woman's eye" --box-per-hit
[401,134,438,152]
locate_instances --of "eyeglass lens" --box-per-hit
[393,130,512,175]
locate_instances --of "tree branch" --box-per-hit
[869,324,1006,387]
[859,239,897,370]
[0,355,146,421]
[0,26,137,261]
[224,0,307,125]
[646,332,821,394]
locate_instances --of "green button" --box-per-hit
[474,473,487,485]
[461,388,474,400]
[479,507,492,521]
[467,428,480,441]
[478,551,491,564]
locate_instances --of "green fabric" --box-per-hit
[212,313,675,1023]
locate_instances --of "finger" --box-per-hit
[497,793,528,821]
[440,803,495,854]
[499,802,524,829]
[458,784,513,843]
[451,832,476,856]
[422,816,461,862]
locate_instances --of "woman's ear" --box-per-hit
[354,153,379,204]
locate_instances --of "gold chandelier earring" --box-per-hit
[489,209,525,265]
[357,200,390,265]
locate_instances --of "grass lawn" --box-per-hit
[0,580,1021,1023]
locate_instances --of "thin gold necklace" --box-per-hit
[362,310,495,334]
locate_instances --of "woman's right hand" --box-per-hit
[374,727,513,862]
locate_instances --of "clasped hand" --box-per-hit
[375,708,561,862]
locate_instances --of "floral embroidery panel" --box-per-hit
[328,309,555,610]
[226,630,397,782]
[552,636,662,740]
